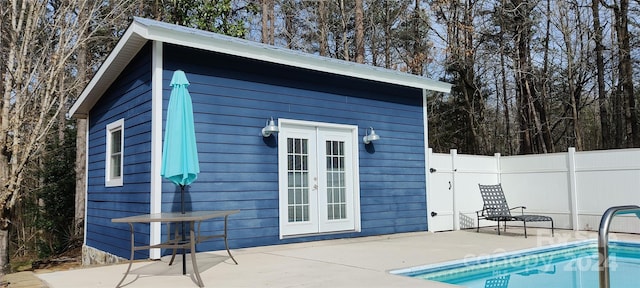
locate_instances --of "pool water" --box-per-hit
[393,240,640,288]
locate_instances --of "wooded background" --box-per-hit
[1,0,639,271]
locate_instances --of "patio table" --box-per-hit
[112,210,240,287]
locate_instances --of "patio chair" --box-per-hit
[476,183,554,238]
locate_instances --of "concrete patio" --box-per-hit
[34,228,638,287]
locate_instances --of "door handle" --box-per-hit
[431,211,438,217]
[448,181,451,190]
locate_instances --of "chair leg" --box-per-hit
[551,220,554,237]
[523,221,528,238]
[477,217,480,233]
[497,221,501,235]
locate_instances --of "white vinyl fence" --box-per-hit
[427,148,640,233]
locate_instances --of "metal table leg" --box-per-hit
[116,223,135,288]
[189,221,204,287]
[223,215,238,264]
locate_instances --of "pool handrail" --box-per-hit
[598,205,640,288]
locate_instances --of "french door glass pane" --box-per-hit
[326,140,346,220]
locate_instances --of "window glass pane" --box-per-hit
[288,189,294,204]
[295,189,302,204]
[111,155,121,177]
[109,128,122,179]
[302,155,308,170]
[295,206,302,221]
[302,188,308,203]
[111,130,122,153]
[302,172,308,186]
[288,206,294,222]
[294,139,301,153]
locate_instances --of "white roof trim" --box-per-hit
[69,17,452,118]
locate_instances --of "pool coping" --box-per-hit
[389,238,640,277]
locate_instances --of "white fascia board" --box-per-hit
[140,19,453,93]
[68,24,148,118]
[70,18,452,118]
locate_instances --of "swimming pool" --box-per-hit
[392,240,640,288]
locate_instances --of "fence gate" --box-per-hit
[427,150,455,232]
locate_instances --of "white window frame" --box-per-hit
[105,118,124,187]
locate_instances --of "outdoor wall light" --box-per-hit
[261,117,279,137]
[363,127,380,144]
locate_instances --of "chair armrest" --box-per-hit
[510,206,527,215]
[476,205,489,217]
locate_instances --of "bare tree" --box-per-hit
[431,0,487,154]
[0,0,134,272]
[601,0,638,147]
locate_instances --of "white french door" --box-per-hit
[278,120,360,237]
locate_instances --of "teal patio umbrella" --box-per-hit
[161,70,200,213]
[160,70,199,275]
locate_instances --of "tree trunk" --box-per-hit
[383,1,391,69]
[339,0,349,61]
[602,0,637,147]
[0,229,7,273]
[355,0,364,64]
[592,0,610,149]
[283,2,295,49]
[261,0,270,44]
[75,118,87,235]
[537,0,554,152]
[557,1,582,151]
[74,2,89,236]
[616,0,638,147]
[318,0,328,56]
[499,39,512,154]
[511,0,536,154]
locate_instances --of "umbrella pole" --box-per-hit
[181,184,186,275]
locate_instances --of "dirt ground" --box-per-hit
[1,247,82,288]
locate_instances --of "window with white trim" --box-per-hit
[105,118,124,187]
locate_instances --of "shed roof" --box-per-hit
[69,17,452,118]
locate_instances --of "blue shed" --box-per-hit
[69,18,452,263]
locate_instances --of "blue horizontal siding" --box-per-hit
[85,43,153,259]
[160,43,427,250]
